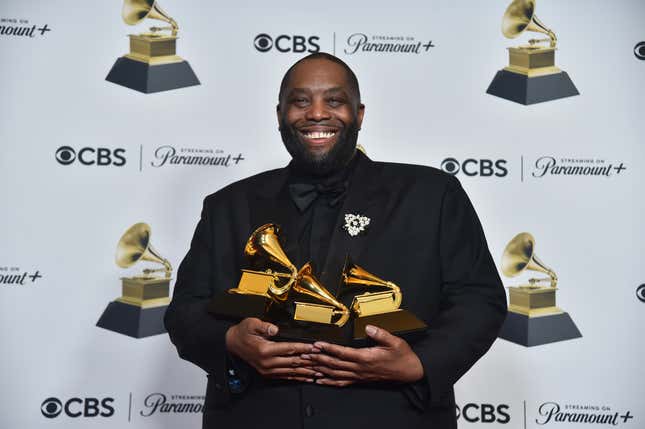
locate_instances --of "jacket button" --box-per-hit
[305,404,314,417]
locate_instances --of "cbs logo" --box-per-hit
[636,284,645,303]
[41,397,115,419]
[254,33,320,53]
[55,146,126,166]
[456,403,510,423]
[635,42,645,60]
[441,158,508,177]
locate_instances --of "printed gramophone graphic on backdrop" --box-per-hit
[96,223,172,338]
[498,232,581,347]
[486,0,579,105]
[208,224,427,344]
[105,0,200,93]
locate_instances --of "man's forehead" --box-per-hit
[285,59,351,91]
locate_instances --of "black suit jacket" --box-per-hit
[165,151,507,429]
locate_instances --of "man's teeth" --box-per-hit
[303,131,336,139]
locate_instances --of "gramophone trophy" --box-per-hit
[208,224,349,343]
[105,0,200,93]
[498,232,581,346]
[340,257,427,341]
[96,222,172,338]
[486,0,579,105]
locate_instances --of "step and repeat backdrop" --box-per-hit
[1,0,644,427]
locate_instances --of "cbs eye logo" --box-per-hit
[253,33,320,53]
[637,284,645,303]
[55,146,126,167]
[634,42,645,60]
[41,398,63,418]
[440,158,508,177]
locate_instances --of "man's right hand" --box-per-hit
[225,318,319,383]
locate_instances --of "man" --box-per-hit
[165,53,507,429]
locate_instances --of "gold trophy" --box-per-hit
[105,0,200,93]
[498,232,581,346]
[208,224,349,342]
[486,0,578,104]
[340,258,427,340]
[96,222,172,338]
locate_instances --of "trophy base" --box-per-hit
[486,69,579,105]
[96,300,167,338]
[207,292,269,320]
[273,322,347,344]
[498,310,582,347]
[352,309,428,341]
[105,56,200,94]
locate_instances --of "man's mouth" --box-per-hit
[297,127,339,147]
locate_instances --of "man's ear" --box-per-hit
[356,103,365,130]
[276,104,281,130]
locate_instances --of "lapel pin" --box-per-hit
[343,213,370,237]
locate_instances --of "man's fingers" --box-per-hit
[312,341,366,362]
[312,366,360,380]
[315,378,356,387]
[305,353,361,371]
[242,317,279,337]
[268,341,316,356]
[264,367,319,378]
[261,356,316,370]
[365,324,400,347]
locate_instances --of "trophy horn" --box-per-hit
[115,222,172,277]
[341,257,402,310]
[122,0,178,35]
[245,224,298,299]
[293,263,349,327]
[501,0,557,48]
[501,232,558,288]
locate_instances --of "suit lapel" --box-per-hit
[320,152,390,292]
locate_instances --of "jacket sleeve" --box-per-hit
[164,197,237,398]
[404,176,507,409]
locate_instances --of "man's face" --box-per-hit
[277,59,365,176]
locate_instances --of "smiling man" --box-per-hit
[165,53,507,429]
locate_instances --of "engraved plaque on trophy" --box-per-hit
[497,232,582,346]
[486,0,579,104]
[105,0,200,93]
[96,222,172,338]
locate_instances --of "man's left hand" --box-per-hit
[302,325,424,387]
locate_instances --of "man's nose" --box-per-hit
[305,98,331,121]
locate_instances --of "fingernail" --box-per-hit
[315,372,323,377]
[311,347,321,353]
[307,379,314,383]
[365,325,376,336]
[268,325,278,336]
[313,342,325,349]
[301,354,310,360]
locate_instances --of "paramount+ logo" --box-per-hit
[55,146,126,167]
[254,33,320,53]
[456,403,511,424]
[41,397,115,419]
[441,158,508,177]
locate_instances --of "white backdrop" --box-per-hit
[1,0,644,427]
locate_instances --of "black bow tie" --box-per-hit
[288,181,348,212]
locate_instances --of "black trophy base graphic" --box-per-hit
[105,57,200,94]
[353,310,428,342]
[207,292,269,321]
[498,311,582,347]
[273,322,346,345]
[96,301,167,338]
[486,70,579,105]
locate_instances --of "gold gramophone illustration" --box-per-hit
[498,232,581,347]
[96,222,172,338]
[340,258,427,340]
[486,0,578,104]
[105,0,200,93]
[208,224,349,341]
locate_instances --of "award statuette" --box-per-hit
[497,232,581,347]
[486,0,579,105]
[105,0,200,94]
[208,224,349,343]
[340,258,427,341]
[96,223,172,338]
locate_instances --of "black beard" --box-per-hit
[279,119,359,177]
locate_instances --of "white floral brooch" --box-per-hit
[343,213,370,237]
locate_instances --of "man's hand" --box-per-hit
[303,325,424,387]
[225,317,318,382]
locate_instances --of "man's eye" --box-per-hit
[292,98,309,106]
[328,98,344,106]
